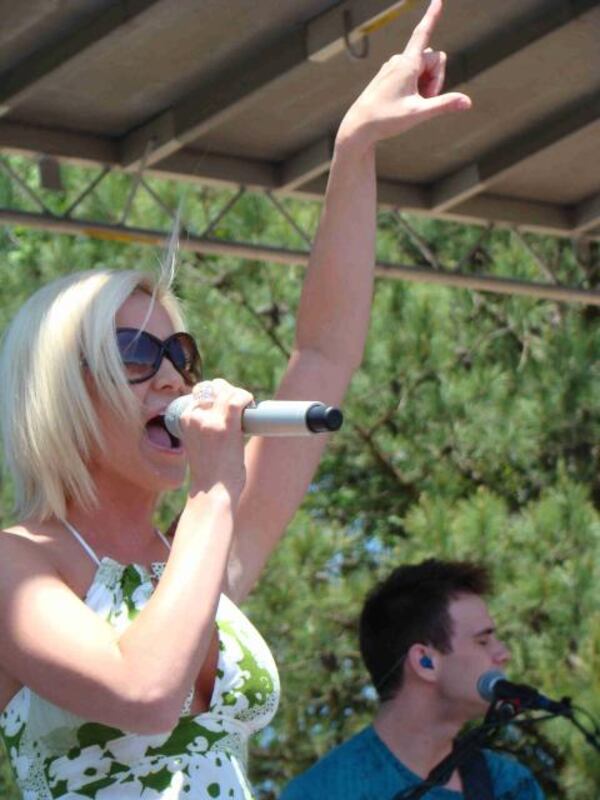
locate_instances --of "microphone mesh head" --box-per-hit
[477,670,506,702]
[164,395,193,438]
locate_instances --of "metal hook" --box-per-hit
[343,10,369,61]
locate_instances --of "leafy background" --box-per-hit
[0,160,598,798]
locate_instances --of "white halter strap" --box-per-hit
[153,527,171,551]
[62,520,100,566]
[62,521,171,566]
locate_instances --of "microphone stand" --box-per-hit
[392,702,525,800]
[392,692,599,800]
[562,705,600,753]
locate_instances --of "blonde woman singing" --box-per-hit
[0,3,469,797]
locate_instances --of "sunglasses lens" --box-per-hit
[116,329,202,385]
[116,329,159,382]
[167,334,202,385]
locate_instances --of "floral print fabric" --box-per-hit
[0,558,280,799]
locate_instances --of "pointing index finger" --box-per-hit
[404,0,443,57]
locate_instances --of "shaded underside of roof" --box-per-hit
[0,0,598,240]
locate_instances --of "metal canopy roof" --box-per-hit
[0,0,599,241]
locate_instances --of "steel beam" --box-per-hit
[372,263,600,306]
[443,193,573,238]
[294,176,578,238]
[0,121,596,239]
[431,92,600,212]
[154,151,279,192]
[0,121,117,165]
[0,121,278,190]
[278,136,335,192]
[0,207,352,265]
[1,207,598,305]
[571,191,600,235]
[0,0,165,116]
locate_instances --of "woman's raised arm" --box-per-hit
[227,0,471,602]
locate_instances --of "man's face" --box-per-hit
[435,593,510,719]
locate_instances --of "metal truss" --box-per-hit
[0,153,599,306]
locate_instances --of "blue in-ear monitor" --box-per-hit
[420,656,434,669]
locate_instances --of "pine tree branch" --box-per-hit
[352,422,419,502]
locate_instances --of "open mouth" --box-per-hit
[145,415,182,451]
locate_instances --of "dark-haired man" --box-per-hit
[281,559,544,799]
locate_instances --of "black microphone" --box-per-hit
[164,396,343,438]
[477,670,570,715]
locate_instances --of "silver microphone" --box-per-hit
[477,670,569,714]
[164,396,343,438]
[477,670,507,703]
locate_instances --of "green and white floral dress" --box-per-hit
[0,523,280,799]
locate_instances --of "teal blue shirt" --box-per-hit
[280,726,544,800]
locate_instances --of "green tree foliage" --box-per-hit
[0,161,598,798]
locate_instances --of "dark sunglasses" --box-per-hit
[116,327,202,386]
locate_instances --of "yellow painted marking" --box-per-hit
[83,228,159,245]
[359,0,423,35]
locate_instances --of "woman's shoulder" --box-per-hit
[0,519,90,591]
[0,524,61,698]
[1,519,59,556]
[0,522,63,589]
[1,520,48,550]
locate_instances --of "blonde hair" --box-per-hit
[0,268,186,521]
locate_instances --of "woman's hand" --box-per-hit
[338,0,471,151]
[177,379,254,502]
